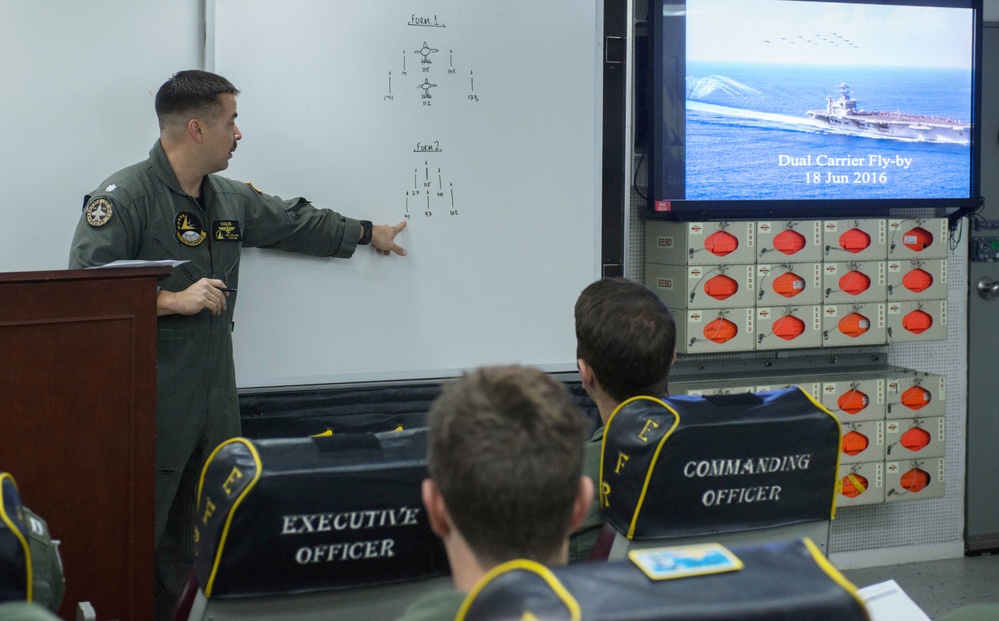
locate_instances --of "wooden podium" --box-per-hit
[0,266,169,621]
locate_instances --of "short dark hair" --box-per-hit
[426,366,589,566]
[154,70,239,129]
[575,277,676,402]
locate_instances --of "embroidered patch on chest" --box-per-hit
[85,198,114,227]
[212,220,243,242]
[176,212,207,247]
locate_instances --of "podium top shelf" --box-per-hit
[0,265,175,285]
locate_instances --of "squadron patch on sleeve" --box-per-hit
[85,198,114,227]
[176,212,207,247]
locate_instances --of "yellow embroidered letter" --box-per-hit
[615,451,630,474]
[600,481,611,508]
[222,466,243,495]
[637,419,661,443]
[201,498,216,525]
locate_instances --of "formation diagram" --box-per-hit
[383,14,479,106]
[404,141,459,220]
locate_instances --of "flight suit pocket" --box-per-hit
[150,234,200,286]
[157,327,191,360]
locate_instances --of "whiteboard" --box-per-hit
[210,0,603,387]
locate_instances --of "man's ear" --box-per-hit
[187,118,205,143]
[578,358,595,390]
[421,478,451,538]
[568,475,595,532]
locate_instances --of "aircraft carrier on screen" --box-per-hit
[807,83,970,143]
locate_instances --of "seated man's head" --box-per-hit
[422,365,593,590]
[575,278,676,412]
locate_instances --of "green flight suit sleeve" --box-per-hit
[67,193,140,268]
[234,182,362,258]
[22,507,65,613]
[937,605,999,621]
[569,430,605,563]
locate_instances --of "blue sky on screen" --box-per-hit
[685,0,974,68]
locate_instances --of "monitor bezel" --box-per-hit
[642,0,984,222]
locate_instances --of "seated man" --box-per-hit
[570,277,677,562]
[396,365,593,621]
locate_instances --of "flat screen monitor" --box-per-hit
[646,0,983,220]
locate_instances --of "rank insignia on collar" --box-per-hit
[85,197,114,227]
[245,182,264,195]
[176,212,207,247]
[213,220,243,242]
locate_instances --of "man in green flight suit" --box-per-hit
[568,277,676,563]
[68,70,407,619]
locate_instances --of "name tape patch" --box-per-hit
[213,220,243,242]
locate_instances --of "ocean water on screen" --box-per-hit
[681,63,973,201]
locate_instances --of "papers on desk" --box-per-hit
[858,579,931,621]
[86,259,188,269]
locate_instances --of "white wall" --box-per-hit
[0,0,203,273]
